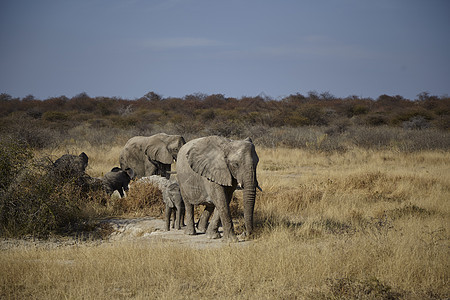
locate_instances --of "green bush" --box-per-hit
[364,113,388,126]
[298,105,329,126]
[42,111,69,122]
[108,115,138,128]
[390,109,433,125]
[346,104,369,117]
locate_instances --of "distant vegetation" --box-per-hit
[0,91,449,298]
[1,91,449,152]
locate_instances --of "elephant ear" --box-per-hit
[187,137,232,186]
[125,168,135,179]
[79,152,89,168]
[145,140,173,164]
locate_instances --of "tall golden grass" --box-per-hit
[1,145,449,299]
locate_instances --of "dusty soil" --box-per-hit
[0,217,251,250]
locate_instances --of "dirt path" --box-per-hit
[102,217,251,249]
[0,217,251,250]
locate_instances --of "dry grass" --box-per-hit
[45,142,123,177]
[1,146,449,299]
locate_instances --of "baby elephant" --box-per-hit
[163,181,185,231]
[102,167,134,197]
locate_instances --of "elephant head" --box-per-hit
[145,133,186,164]
[163,182,183,209]
[163,181,185,231]
[110,166,135,178]
[186,136,259,237]
[53,152,89,181]
[119,133,186,179]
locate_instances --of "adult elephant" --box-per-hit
[119,133,185,179]
[176,136,260,241]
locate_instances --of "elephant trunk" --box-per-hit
[242,177,256,236]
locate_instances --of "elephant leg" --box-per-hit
[144,160,158,177]
[206,196,232,239]
[165,205,171,231]
[180,206,185,227]
[175,208,182,230]
[161,164,171,179]
[171,209,176,229]
[118,188,125,198]
[210,188,237,242]
[197,205,214,233]
[184,202,196,235]
[217,205,237,242]
[206,209,221,239]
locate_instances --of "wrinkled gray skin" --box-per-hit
[176,136,259,242]
[102,167,135,197]
[119,133,185,179]
[163,181,185,231]
[53,152,89,180]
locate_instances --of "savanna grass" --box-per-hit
[1,145,449,299]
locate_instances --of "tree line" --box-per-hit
[1,91,448,130]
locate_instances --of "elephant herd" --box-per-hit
[56,133,260,241]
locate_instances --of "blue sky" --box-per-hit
[1,0,449,100]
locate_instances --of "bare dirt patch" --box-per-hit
[0,217,251,250]
[100,217,251,249]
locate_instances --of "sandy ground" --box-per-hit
[0,217,251,250]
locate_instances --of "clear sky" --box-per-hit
[1,0,449,100]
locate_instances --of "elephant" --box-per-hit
[163,181,185,231]
[102,167,135,197]
[53,152,89,181]
[119,133,185,179]
[176,135,260,241]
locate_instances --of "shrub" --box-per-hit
[434,114,450,130]
[347,126,450,151]
[364,113,388,126]
[0,137,32,192]
[249,126,346,151]
[67,124,124,147]
[325,119,351,136]
[351,104,369,116]
[3,115,59,149]
[0,156,96,237]
[42,111,69,122]
[297,105,329,126]
[402,116,430,130]
[205,119,243,137]
[285,113,310,126]
[390,109,433,126]
[116,181,164,217]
